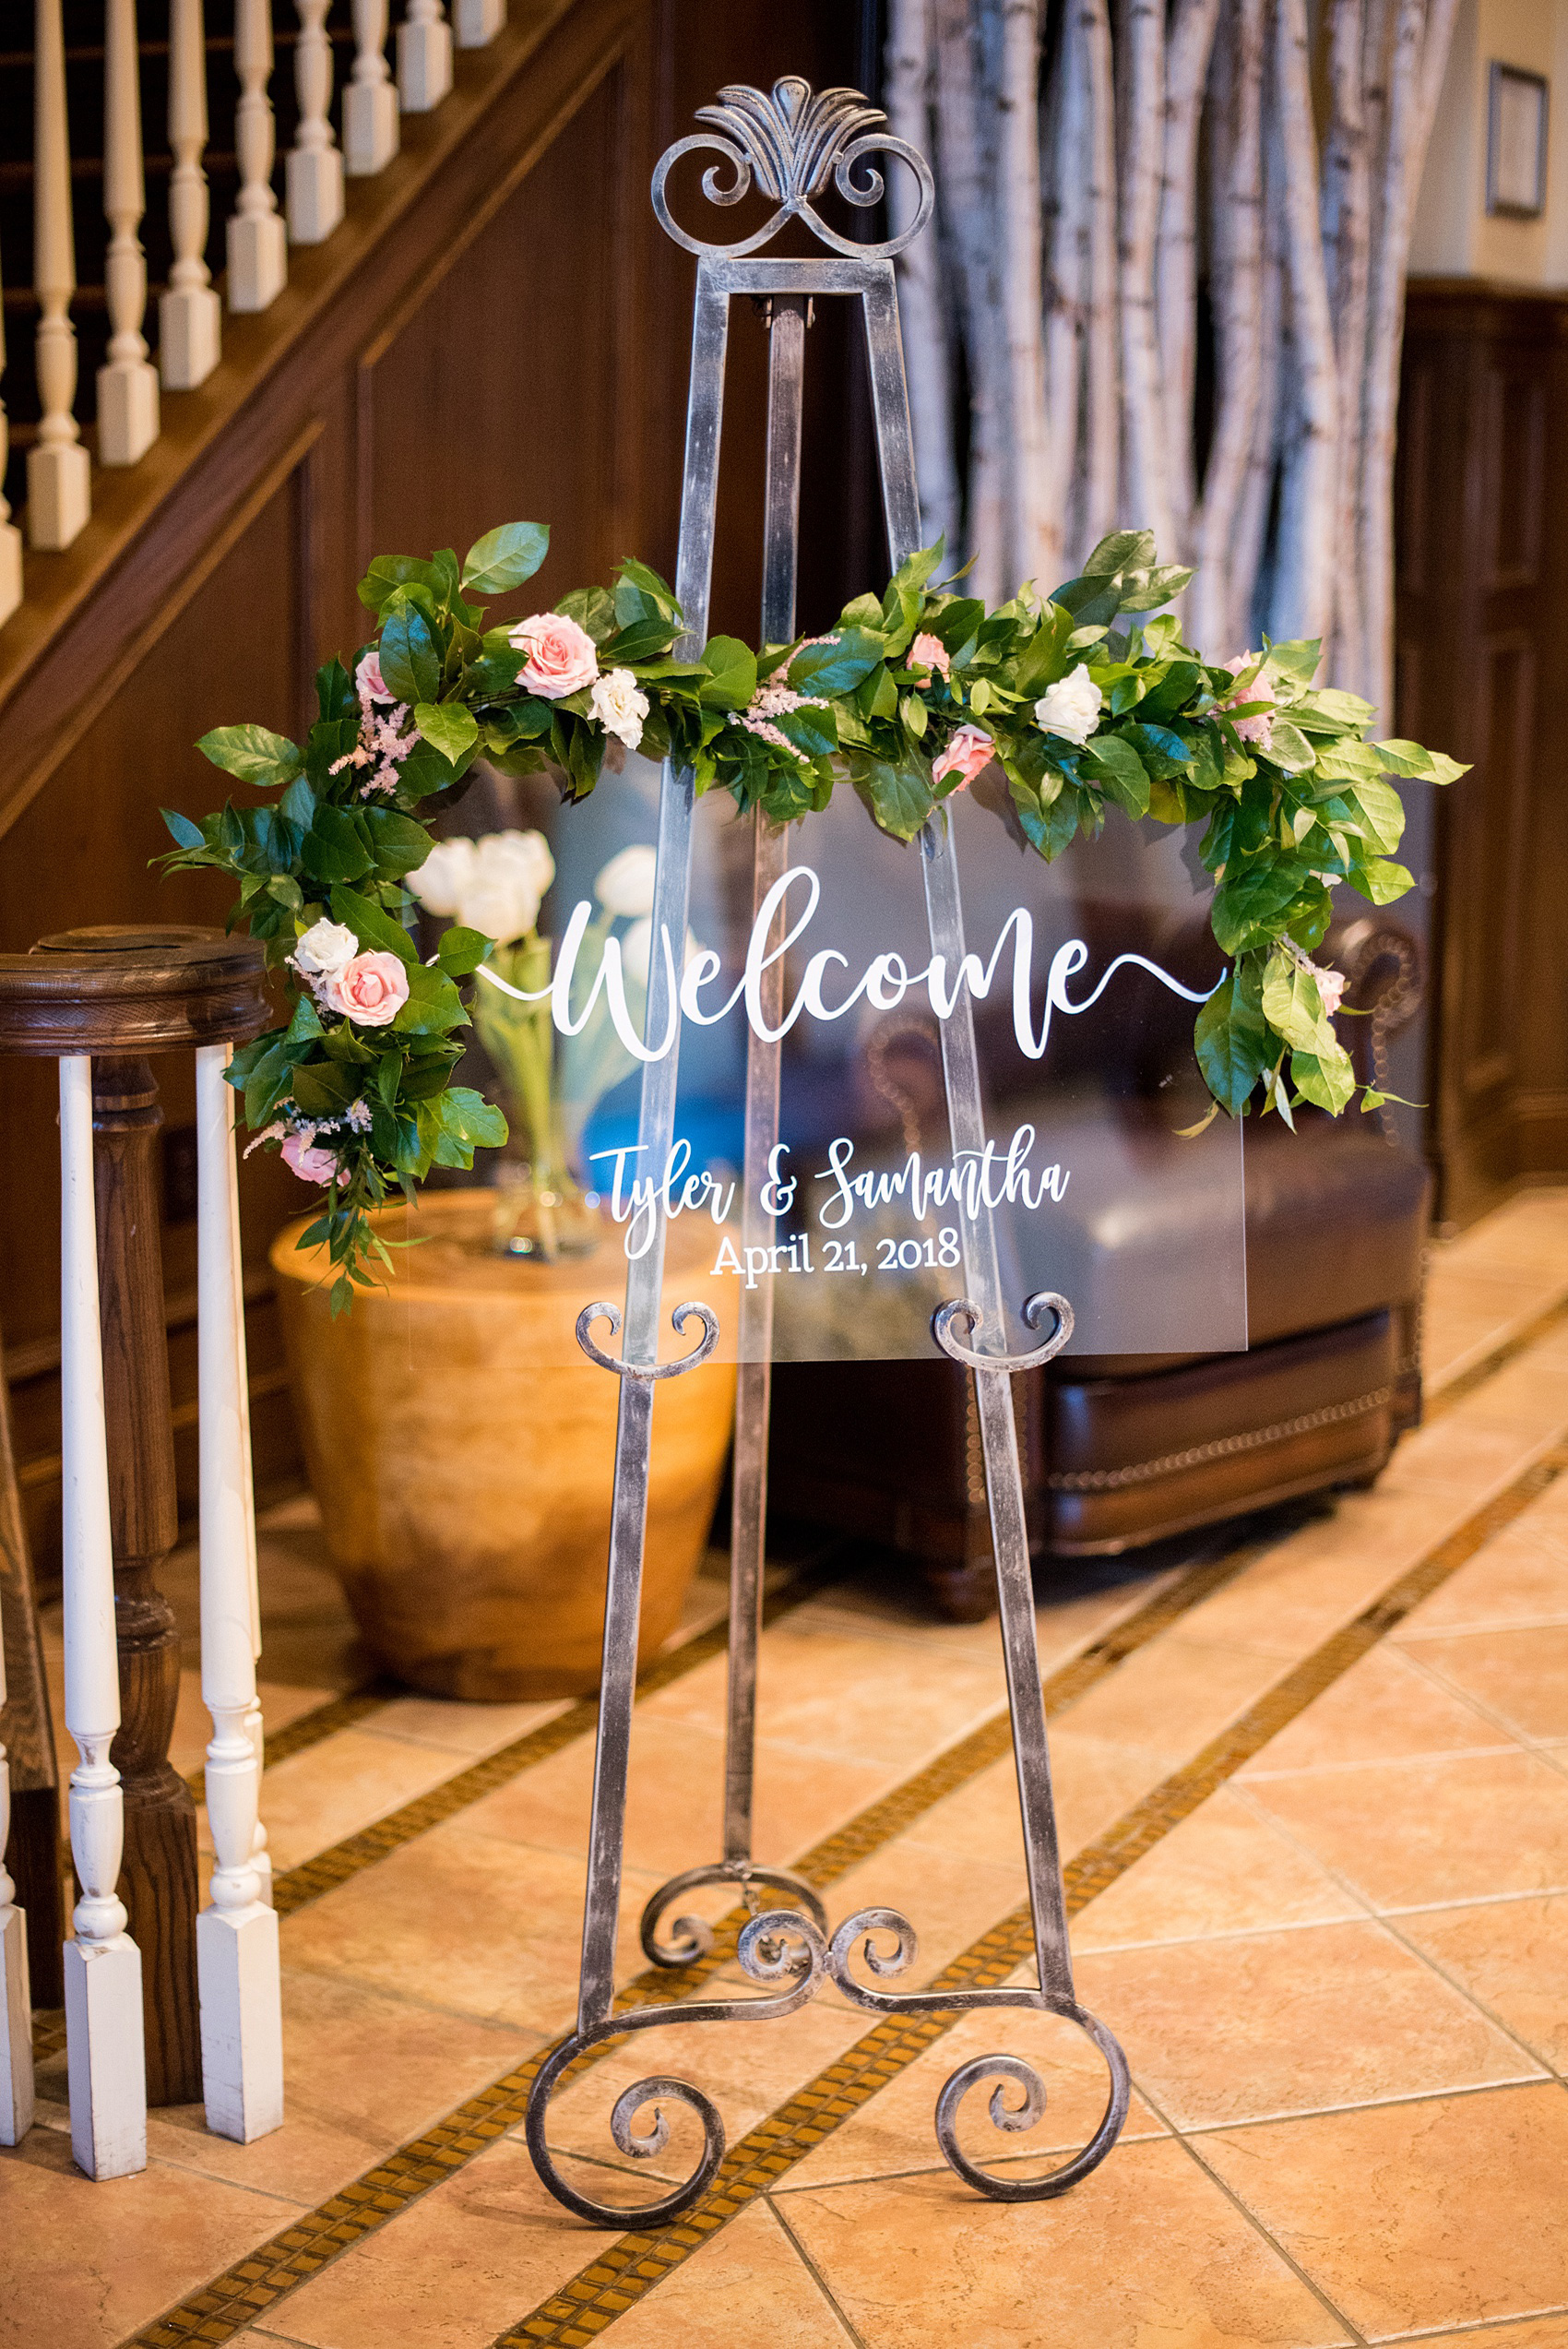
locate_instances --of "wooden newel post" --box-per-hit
[0,927,274,2174]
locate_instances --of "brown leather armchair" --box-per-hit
[768,915,1429,1619]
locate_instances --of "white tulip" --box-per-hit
[1033,663,1103,747]
[621,916,701,990]
[407,837,478,918]
[594,843,659,917]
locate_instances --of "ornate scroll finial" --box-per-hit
[652,75,934,261]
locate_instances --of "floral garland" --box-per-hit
[160,519,1463,1309]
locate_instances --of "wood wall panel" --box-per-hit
[1400,282,1568,1223]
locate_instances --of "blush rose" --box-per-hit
[281,1130,339,1186]
[932,722,996,791]
[323,949,410,1027]
[909,630,951,680]
[509,613,600,699]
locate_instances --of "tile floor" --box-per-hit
[5,1188,1568,2347]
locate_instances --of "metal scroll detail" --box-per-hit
[652,75,934,260]
[524,76,1131,2231]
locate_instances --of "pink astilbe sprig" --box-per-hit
[732,674,828,767]
[330,651,418,795]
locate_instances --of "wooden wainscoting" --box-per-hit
[1398,280,1568,1229]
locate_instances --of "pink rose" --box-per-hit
[281,1130,339,1186]
[508,613,600,700]
[932,722,996,792]
[323,949,410,1027]
[356,650,392,703]
[909,630,951,680]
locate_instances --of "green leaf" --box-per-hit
[315,657,355,724]
[434,925,492,977]
[1211,859,1309,956]
[357,555,448,615]
[1079,732,1151,817]
[1266,638,1322,684]
[362,807,437,882]
[329,883,418,963]
[1194,960,1270,1115]
[789,627,886,697]
[459,521,550,597]
[1262,948,1337,1058]
[301,805,375,888]
[379,602,442,706]
[160,806,204,849]
[396,737,468,804]
[196,724,303,790]
[412,701,479,765]
[697,636,757,711]
[391,962,468,1035]
[1291,1043,1357,1115]
[850,752,934,842]
[1263,719,1316,774]
[279,775,316,831]
[1348,855,1415,906]
[437,1085,508,1152]
[1348,774,1406,854]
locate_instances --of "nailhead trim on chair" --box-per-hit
[1046,1384,1396,1492]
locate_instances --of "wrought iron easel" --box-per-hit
[523,76,1130,2226]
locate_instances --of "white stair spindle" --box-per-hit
[195,1048,283,2141]
[398,0,453,113]
[345,0,399,176]
[0,255,23,626]
[228,1115,272,1905]
[160,0,222,389]
[29,0,91,551]
[288,1,346,244]
[98,0,160,464]
[59,1056,148,2182]
[454,0,504,46]
[0,1530,34,2146]
[228,0,288,312]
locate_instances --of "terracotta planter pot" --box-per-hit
[270,1190,737,1699]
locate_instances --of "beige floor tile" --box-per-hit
[1071,1786,1362,1949]
[454,1711,893,1879]
[1409,2320,1568,2348]
[368,1692,572,1756]
[1200,2082,1568,2340]
[280,1818,658,2033]
[1076,1918,1540,2130]
[902,1731,1158,1876]
[142,1968,528,2206]
[0,2125,305,2349]
[271,2135,626,2349]
[1402,1892,1568,2071]
[1239,1644,1513,1777]
[1247,1749,1568,1911]
[225,1727,475,1873]
[1410,1625,1568,1743]
[1399,1511,1568,1633]
[779,2135,1352,2347]
[1378,1416,1563,1502]
[1048,1634,1286,1764]
[605,2200,854,2347]
[822,1838,1036,1993]
[1166,1520,1452,1662]
[640,1617,1007,1770]
[779,1997,1165,2194]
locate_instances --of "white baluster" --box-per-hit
[228,0,288,312]
[345,0,399,176]
[160,0,221,389]
[0,1520,34,2145]
[59,1056,147,2182]
[0,254,22,626]
[454,0,505,46]
[288,1,346,244]
[98,0,160,464]
[29,0,91,552]
[228,1113,272,1906]
[195,1048,282,2141]
[398,0,453,113]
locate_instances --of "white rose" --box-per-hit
[407,837,478,918]
[621,917,702,991]
[594,843,658,917]
[291,918,358,978]
[589,668,650,751]
[1033,663,1102,747]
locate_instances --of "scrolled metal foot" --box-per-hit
[932,1290,1075,1375]
[525,1910,828,2225]
[934,2006,1130,2201]
[639,1862,830,1967]
[575,1299,719,1380]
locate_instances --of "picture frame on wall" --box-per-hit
[1487,62,1550,221]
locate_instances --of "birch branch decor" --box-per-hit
[892,0,1460,720]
